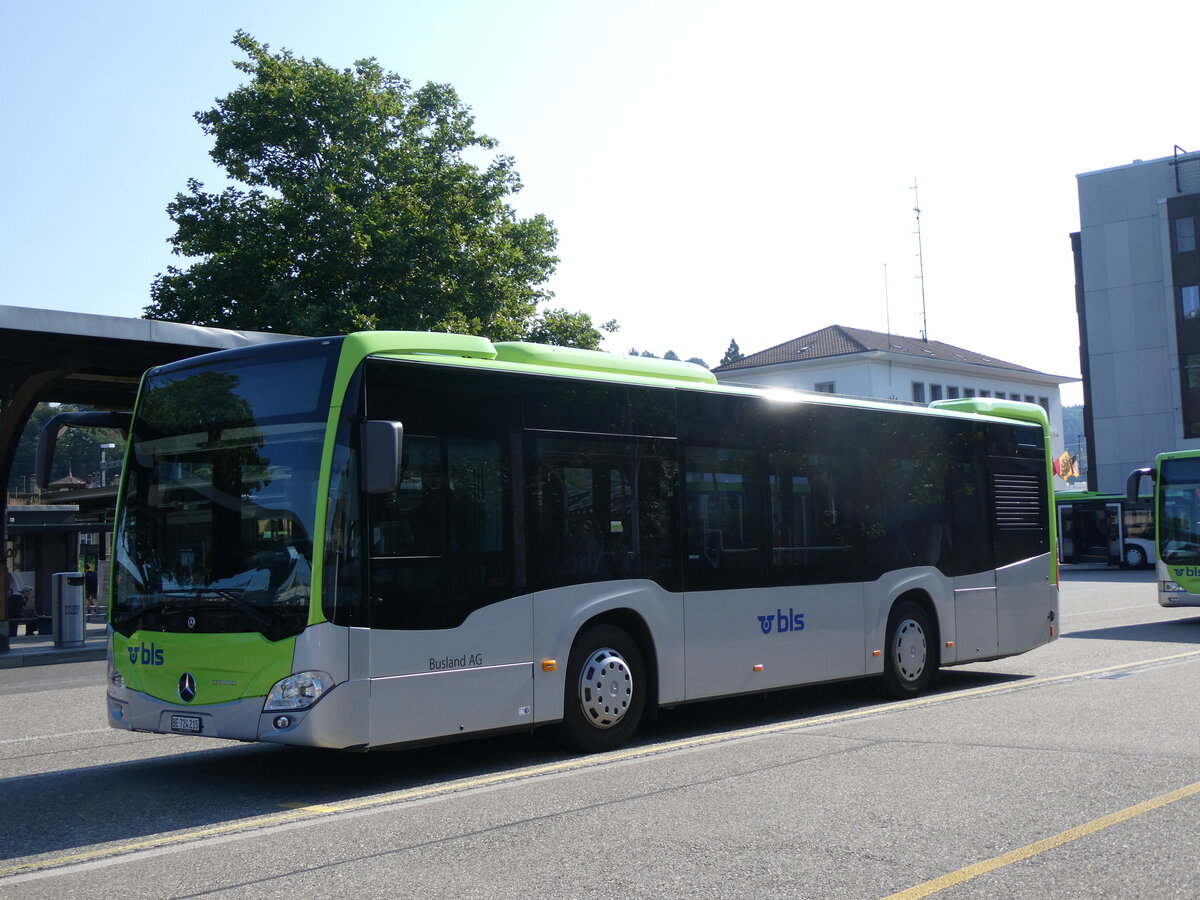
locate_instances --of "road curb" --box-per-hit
[0,646,106,668]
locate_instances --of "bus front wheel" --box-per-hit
[880,601,935,698]
[560,624,645,753]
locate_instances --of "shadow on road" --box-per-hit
[2,668,1025,866]
[1063,616,1200,644]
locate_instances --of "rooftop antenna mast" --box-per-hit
[884,262,892,341]
[911,179,928,342]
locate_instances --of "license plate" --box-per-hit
[170,714,202,734]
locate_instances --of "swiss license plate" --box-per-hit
[170,714,202,734]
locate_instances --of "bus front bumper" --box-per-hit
[1157,581,1200,607]
[107,678,369,750]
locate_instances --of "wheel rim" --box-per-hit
[578,647,633,729]
[1125,547,1143,567]
[893,617,927,682]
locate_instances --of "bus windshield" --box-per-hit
[111,340,340,641]
[1159,457,1200,563]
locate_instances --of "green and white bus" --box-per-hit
[1055,491,1154,569]
[88,332,1058,752]
[1128,450,1200,606]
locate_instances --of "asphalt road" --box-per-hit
[1,566,1198,898]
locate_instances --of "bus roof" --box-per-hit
[292,331,1052,431]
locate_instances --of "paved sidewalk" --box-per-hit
[0,619,108,668]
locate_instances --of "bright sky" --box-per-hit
[4,2,1198,406]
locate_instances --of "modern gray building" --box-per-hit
[1073,148,1200,493]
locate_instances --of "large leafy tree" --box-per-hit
[147,32,614,347]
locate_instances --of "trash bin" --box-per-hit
[52,572,86,649]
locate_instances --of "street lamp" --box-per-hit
[100,443,116,487]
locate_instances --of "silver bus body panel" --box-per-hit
[263,677,369,748]
[950,571,998,663]
[683,582,866,700]
[292,621,349,682]
[996,553,1057,655]
[366,593,534,747]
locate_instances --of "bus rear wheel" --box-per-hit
[560,624,645,753]
[880,601,935,698]
[1123,544,1148,568]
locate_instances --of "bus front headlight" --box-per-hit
[264,671,334,712]
[107,661,128,703]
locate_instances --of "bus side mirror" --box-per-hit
[36,410,132,490]
[1127,467,1154,503]
[361,420,404,495]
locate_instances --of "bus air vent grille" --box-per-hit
[994,473,1042,531]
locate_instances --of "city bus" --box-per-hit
[1054,491,1154,568]
[1128,450,1200,606]
[58,332,1058,753]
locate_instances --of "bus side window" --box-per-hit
[368,435,513,630]
[684,446,765,589]
[531,437,677,590]
[767,450,853,585]
[370,437,444,557]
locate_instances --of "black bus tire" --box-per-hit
[560,624,646,753]
[880,600,935,698]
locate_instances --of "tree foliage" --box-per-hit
[146,32,614,348]
[720,339,744,366]
[627,348,708,368]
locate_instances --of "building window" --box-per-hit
[929,384,943,401]
[912,382,926,403]
[1187,355,1200,389]
[1177,216,1196,254]
[1024,395,1035,404]
[980,390,990,398]
[1009,393,1021,401]
[1182,285,1200,320]
[964,388,976,398]
[814,381,835,393]
[947,386,960,399]
[1038,397,1050,411]
[1184,356,1200,438]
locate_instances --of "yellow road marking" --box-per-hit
[279,803,342,813]
[5,648,1200,879]
[883,780,1200,899]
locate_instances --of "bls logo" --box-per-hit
[127,642,165,666]
[1173,567,1200,578]
[757,608,805,635]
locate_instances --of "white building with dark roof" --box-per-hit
[713,324,1077,456]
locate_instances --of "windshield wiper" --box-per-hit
[112,598,195,629]
[159,588,278,628]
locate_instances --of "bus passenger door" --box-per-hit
[681,444,866,698]
[1105,502,1122,565]
[1057,504,1075,563]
